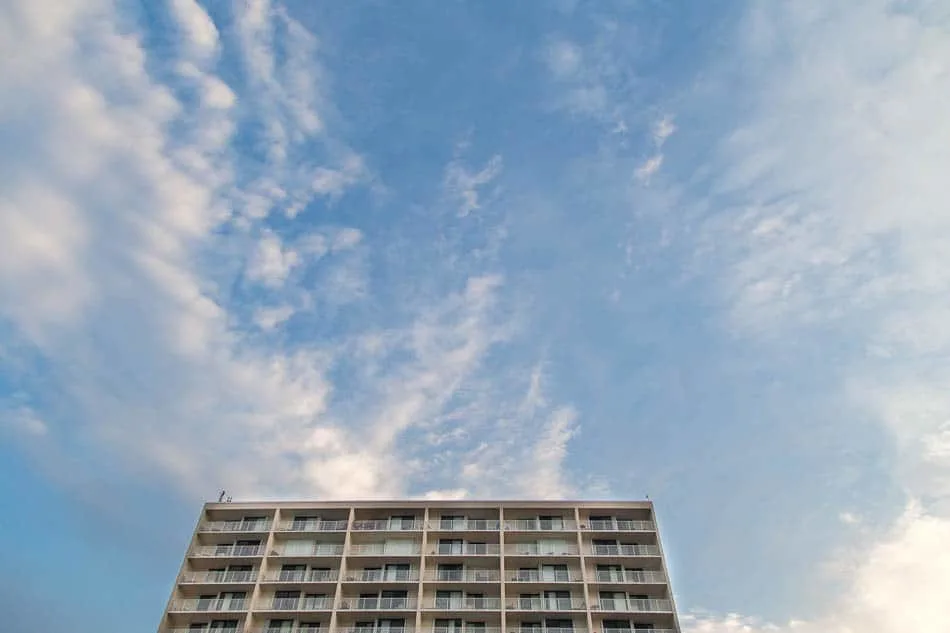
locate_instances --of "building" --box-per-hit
[158,500,680,633]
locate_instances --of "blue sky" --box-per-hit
[1,0,949,631]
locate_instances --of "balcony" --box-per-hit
[346,569,419,582]
[433,628,500,633]
[603,630,676,633]
[423,569,500,582]
[168,597,247,612]
[504,520,577,532]
[168,628,243,633]
[510,628,585,633]
[253,628,322,633]
[277,519,349,532]
[593,570,666,584]
[265,596,333,611]
[426,597,502,610]
[199,519,271,533]
[271,544,345,557]
[596,598,674,612]
[338,596,417,610]
[349,544,422,556]
[338,628,413,633]
[353,519,424,531]
[588,545,660,557]
[180,570,258,584]
[506,570,578,583]
[191,544,264,558]
[429,544,501,556]
[428,520,500,531]
[504,544,579,556]
[585,520,653,532]
[261,569,338,583]
[507,598,585,611]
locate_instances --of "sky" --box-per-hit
[0,0,949,631]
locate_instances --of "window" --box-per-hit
[435,618,463,633]
[385,563,411,581]
[468,542,487,555]
[589,515,613,530]
[538,516,564,531]
[241,516,267,530]
[517,567,537,582]
[599,591,625,610]
[208,621,240,633]
[438,539,464,555]
[543,590,570,610]
[592,540,617,555]
[310,566,333,581]
[226,565,252,582]
[438,563,463,581]
[541,564,569,582]
[384,539,416,555]
[441,515,466,530]
[266,620,294,633]
[293,515,321,531]
[538,539,569,555]
[390,515,416,530]
[379,619,406,633]
[602,621,630,633]
[302,593,327,609]
[545,619,573,632]
[596,565,623,582]
[285,539,315,556]
[274,591,300,610]
[467,622,486,633]
[381,590,409,608]
[519,593,540,609]
[280,564,305,581]
[436,590,462,609]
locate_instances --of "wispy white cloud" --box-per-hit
[444,154,503,217]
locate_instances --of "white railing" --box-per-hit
[265,596,333,611]
[504,520,577,531]
[429,519,500,531]
[339,597,417,610]
[338,628,413,633]
[352,519,425,531]
[506,570,577,582]
[430,543,501,556]
[199,520,271,533]
[169,597,247,612]
[505,544,579,556]
[277,519,349,532]
[254,628,322,633]
[585,520,654,532]
[349,543,422,556]
[424,569,500,582]
[594,570,666,584]
[428,597,502,610]
[604,630,676,633]
[510,628,585,633]
[191,544,264,557]
[261,570,338,582]
[596,598,673,612]
[433,628,500,633]
[346,569,419,582]
[507,598,585,610]
[588,544,660,557]
[271,543,345,556]
[168,628,243,633]
[180,570,258,584]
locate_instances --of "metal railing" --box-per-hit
[191,544,264,557]
[261,569,338,582]
[505,544,580,556]
[430,543,501,556]
[585,520,654,532]
[588,544,660,557]
[338,628,413,633]
[593,570,666,584]
[168,597,247,612]
[507,598,585,610]
[277,519,349,532]
[424,569,500,582]
[604,630,676,633]
[271,543,345,556]
[180,570,258,584]
[504,520,577,531]
[506,570,577,582]
[199,520,271,533]
[168,628,243,633]
[509,628,584,633]
[266,596,333,611]
[339,597,417,610]
[352,519,425,531]
[346,569,419,582]
[255,628,322,633]
[433,628,500,633]
[349,544,422,556]
[428,597,502,610]
[596,598,673,612]
[429,519,501,531]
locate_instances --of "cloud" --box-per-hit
[444,154,503,217]
[246,230,301,287]
[545,38,583,78]
[168,0,219,61]
[653,114,676,146]
[634,154,663,183]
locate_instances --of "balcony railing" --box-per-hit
[338,628,413,633]
[180,570,258,584]
[424,569,500,582]
[585,520,654,532]
[168,597,247,612]
[271,544,345,556]
[255,628,322,633]
[593,570,666,584]
[266,596,333,611]
[588,544,660,557]
[191,544,264,558]
[352,519,424,531]
[430,544,501,556]
[168,628,243,633]
[505,544,579,556]
[504,520,577,531]
[261,569,338,583]
[277,519,349,532]
[339,597,417,610]
[507,598,585,611]
[596,598,674,612]
[428,597,502,610]
[604,630,676,633]
[199,520,271,533]
[346,569,419,582]
[429,519,501,531]
[349,544,422,556]
[506,570,577,582]
[510,628,585,633]
[433,627,500,633]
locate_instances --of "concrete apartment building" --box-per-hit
[158,500,680,633]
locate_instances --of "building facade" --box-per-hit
[159,501,680,633]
